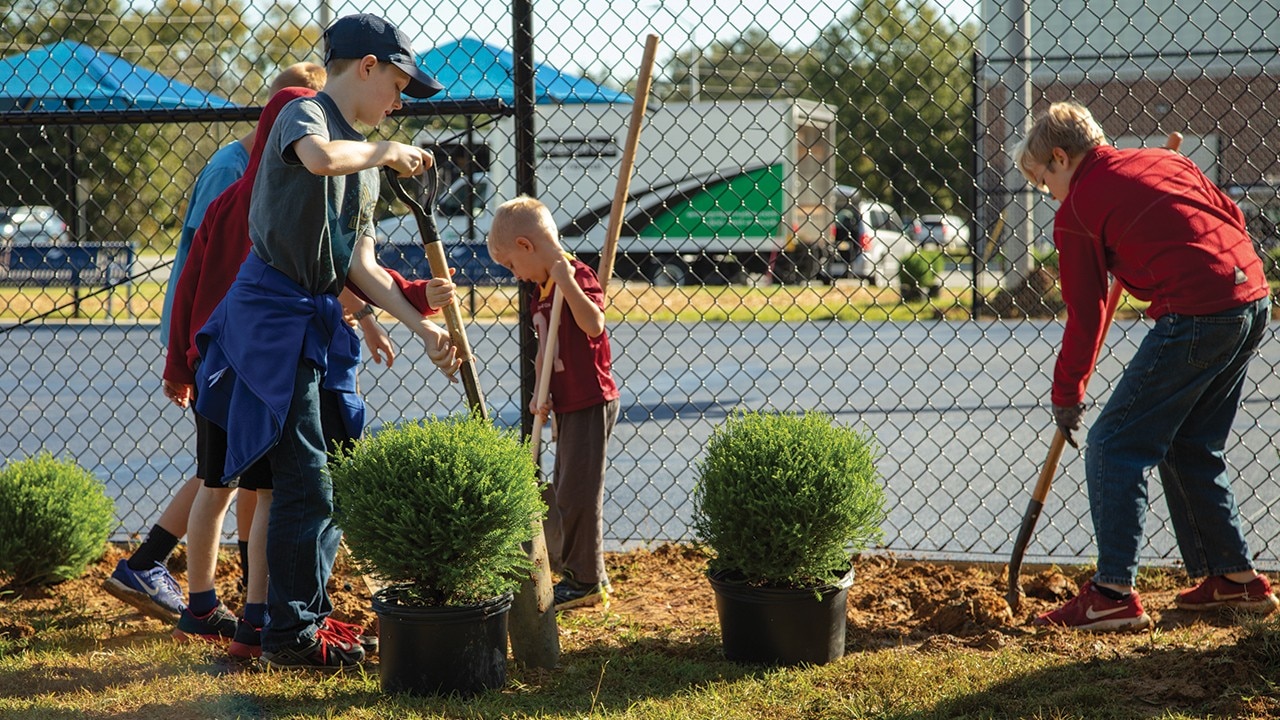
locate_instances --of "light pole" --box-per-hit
[646,1,701,100]
[1001,0,1035,290]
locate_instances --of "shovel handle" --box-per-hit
[383,165,488,418]
[530,288,564,463]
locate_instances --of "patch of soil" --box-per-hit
[7,541,1277,716]
[0,542,1259,664]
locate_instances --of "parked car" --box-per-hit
[909,213,970,252]
[831,188,914,286]
[0,205,70,246]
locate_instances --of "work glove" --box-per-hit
[1052,403,1086,449]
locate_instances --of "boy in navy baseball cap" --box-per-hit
[192,11,459,671]
[323,13,443,99]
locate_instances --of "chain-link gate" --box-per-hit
[1,0,1277,570]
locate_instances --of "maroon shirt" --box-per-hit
[531,259,620,413]
[1052,145,1268,406]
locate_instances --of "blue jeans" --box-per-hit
[1086,296,1269,586]
[262,363,344,652]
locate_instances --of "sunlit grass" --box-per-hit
[0,279,975,325]
[3,594,1277,719]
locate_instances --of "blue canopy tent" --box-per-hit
[0,40,238,243]
[0,40,240,113]
[376,38,631,286]
[415,37,632,104]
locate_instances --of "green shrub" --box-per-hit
[692,411,886,588]
[898,250,943,294]
[1263,246,1280,285]
[0,452,114,586]
[330,415,543,607]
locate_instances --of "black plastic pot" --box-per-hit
[372,589,513,697]
[708,567,855,666]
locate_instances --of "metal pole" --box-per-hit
[513,0,537,441]
[970,49,982,320]
[318,0,332,29]
[466,116,477,318]
[1001,0,1035,291]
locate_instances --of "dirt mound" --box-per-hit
[977,266,1064,319]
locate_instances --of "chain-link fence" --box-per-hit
[2,0,1278,569]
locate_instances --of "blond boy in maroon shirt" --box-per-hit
[487,196,621,609]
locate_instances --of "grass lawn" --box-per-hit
[0,278,1014,326]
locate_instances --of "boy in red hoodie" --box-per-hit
[1014,101,1277,630]
[104,64,326,624]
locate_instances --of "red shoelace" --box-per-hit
[321,617,365,644]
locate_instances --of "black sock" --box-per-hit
[238,540,250,589]
[1094,584,1131,601]
[127,525,180,571]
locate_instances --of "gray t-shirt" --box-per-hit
[248,92,378,295]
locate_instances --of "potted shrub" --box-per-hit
[692,410,886,665]
[0,452,114,588]
[330,414,544,697]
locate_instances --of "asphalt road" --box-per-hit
[3,318,1279,568]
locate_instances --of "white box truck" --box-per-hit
[377,98,840,284]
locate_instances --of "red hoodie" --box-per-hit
[164,88,437,385]
[1051,145,1268,406]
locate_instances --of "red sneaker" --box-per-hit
[1032,581,1152,631]
[1175,575,1280,614]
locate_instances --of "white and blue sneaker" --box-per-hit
[102,558,186,622]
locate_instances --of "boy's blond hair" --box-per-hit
[488,195,558,251]
[268,62,327,97]
[325,57,360,79]
[1013,101,1108,184]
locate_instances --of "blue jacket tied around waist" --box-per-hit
[194,252,364,484]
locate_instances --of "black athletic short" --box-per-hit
[193,387,354,490]
[195,410,273,491]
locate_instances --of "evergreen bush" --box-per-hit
[692,411,886,588]
[0,452,114,586]
[1263,246,1280,285]
[898,250,943,298]
[330,415,543,607]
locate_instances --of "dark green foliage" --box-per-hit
[692,411,886,588]
[803,0,976,214]
[0,452,114,586]
[330,415,543,607]
[1262,246,1280,284]
[899,249,943,290]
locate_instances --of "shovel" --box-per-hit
[1007,280,1123,610]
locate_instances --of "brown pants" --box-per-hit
[542,397,619,585]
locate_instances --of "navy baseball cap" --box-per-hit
[323,14,444,99]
